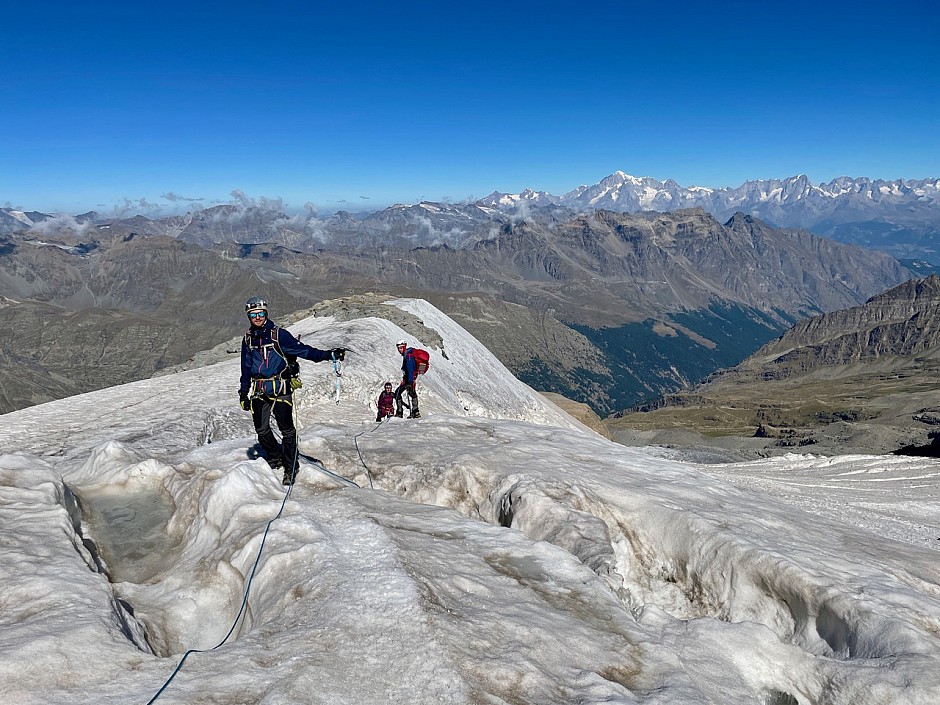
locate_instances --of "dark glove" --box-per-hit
[331,348,346,361]
[239,390,251,411]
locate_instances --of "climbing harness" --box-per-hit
[244,325,301,396]
[250,376,289,397]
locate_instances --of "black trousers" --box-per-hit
[251,395,297,471]
[394,381,418,414]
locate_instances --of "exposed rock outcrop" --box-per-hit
[612,275,940,456]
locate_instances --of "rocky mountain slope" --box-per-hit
[610,275,940,457]
[739,276,940,376]
[0,208,916,415]
[0,232,352,412]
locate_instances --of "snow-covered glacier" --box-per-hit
[1,299,939,705]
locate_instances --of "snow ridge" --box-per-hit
[1,299,939,704]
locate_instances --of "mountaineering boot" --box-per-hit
[394,409,403,418]
[408,410,421,419]
[282,467,296,486]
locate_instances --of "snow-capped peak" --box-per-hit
[8,210,34,225]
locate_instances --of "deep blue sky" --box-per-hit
[2,1,937,214]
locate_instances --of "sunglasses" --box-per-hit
[248,311,267,319]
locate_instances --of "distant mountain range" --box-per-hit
[480,172,940,262]
[0,200,916,415]
[480,171,940,219]
[3,171,936,417]
[5,171,939,262]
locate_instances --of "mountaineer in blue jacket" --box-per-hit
[394,339,420,418]
[239,296,345,485]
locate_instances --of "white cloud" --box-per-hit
[29,212,92,236]
[162,192,204,203]
[229,189,286,213]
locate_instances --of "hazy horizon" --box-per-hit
[6,170,940,220]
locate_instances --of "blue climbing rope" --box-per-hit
[145,396,305,704]
[353,422,382,490]
[145,370,385,702]
[144,477,294,704]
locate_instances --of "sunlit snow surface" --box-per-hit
[1,299,939,704]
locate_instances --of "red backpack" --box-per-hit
[408,348,430,375]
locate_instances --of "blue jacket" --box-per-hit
[401,347,418,385]
[240,320,331,394]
